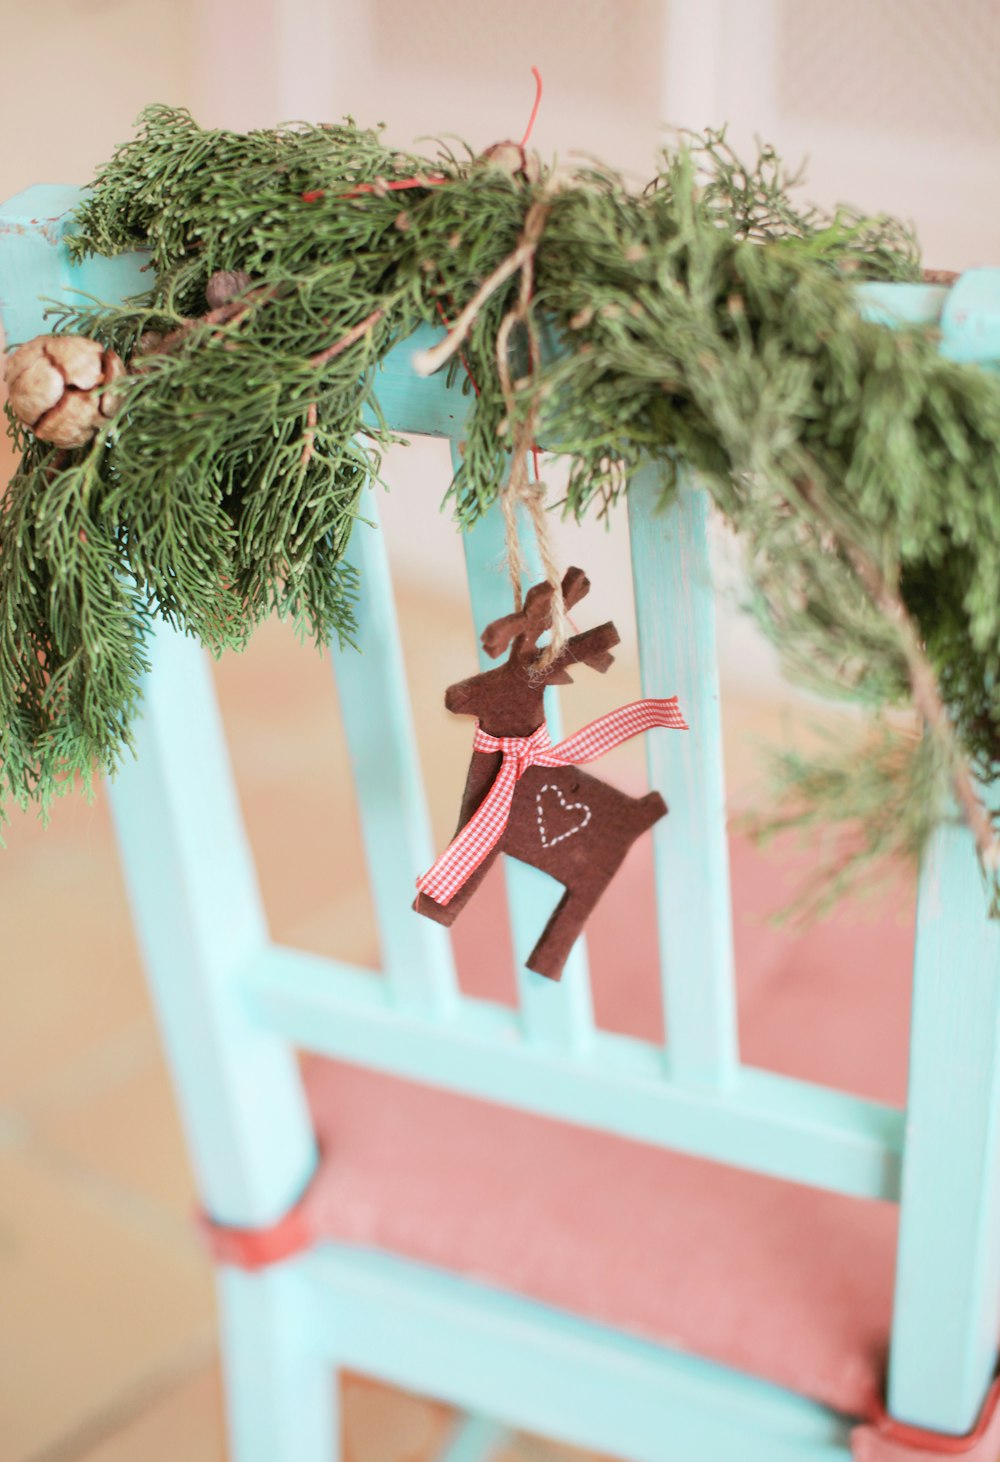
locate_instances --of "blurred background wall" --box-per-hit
[6,0,1000,266]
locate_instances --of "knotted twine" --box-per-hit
[414,197,570,672]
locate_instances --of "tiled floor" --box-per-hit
[0,414,825,1460]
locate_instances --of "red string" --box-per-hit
[302,176,447,204]
[305,66,542,204]
[520,66,544,149]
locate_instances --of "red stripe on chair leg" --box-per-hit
[854,1376,1000,1459]
[196,1195,315,1271]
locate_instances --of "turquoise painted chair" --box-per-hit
[4,187,1000,1462]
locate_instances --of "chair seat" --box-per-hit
[301,835,914,1422]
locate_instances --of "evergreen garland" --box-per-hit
[3,106,999,904]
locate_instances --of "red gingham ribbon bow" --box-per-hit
[417,697,687,906]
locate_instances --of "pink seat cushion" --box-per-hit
[302,835,914,1421]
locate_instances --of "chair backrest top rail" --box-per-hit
[2,187,981,441]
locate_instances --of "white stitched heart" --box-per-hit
[535,782,592,848]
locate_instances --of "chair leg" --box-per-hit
[218,1266,339,1462]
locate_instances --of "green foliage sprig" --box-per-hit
[3,105,999,899]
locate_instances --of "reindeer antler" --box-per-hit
[548,568,619,675]
[481,612,525,660]
[481,568,591,660]
[561,566,591,612]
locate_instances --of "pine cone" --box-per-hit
[3,335,124,448]
[479,140,541,185]
[205,269,253,309]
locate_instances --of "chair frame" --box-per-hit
[4,186,1000,1462]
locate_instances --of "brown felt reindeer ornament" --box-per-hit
[415,568,687,980]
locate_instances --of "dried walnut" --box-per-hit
[3,334,124,448]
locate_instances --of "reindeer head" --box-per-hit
[445,566,620,738]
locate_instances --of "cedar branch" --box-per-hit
[845,542,1000,870]
[308,308,384,369]
[300,401,318,468]
[798,478,1000,872]
[413,202,549,377]
[144,288,278,356]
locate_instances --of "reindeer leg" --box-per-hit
[637,790,668,831]
[413,846,501,927]
[526,886,598,982]
[525,794,667,979]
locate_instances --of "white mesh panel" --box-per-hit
[371,0,665,121]
[776,0,1000,140]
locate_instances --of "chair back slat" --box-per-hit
[110,624,318,1226]
[459,454,595,1052]
[627,466,739,1087]
[333,494,458,1012]
[876,265,1000,1436]
[887,807,1000,1435]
